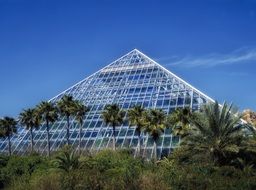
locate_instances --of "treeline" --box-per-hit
[0,95,216,157]
[0,98,256,189]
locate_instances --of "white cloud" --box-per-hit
[160,47,256,68]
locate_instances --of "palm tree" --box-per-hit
[102,104,125,150]
[166,107,193,137]
[0,117,17,156]
[182,101,245,166]
[54,148,79,173]
[143,109,166,160]
[73,100,89,155]
[237,132,256,168]
[37,101,58,157]
[57,95,77,145]
[19,108,41,153]
[128,105,145,156]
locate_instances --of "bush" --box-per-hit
[30,171,62,190]
[138,171,169,190]
[81,149,142,190]
[1,148,256,190]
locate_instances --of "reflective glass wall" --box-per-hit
[0,49,213,158]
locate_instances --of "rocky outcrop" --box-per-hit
[242,109,256,127]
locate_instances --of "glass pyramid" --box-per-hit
[0,49,214,158]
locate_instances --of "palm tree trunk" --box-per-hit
[112,125,116,151]
[46,120,50,157]
[153,141,157,160]
[79,122,83,155]
[138,130,141,157]
[30,127,34,153]
[66,116,70,145]
[7,135,11,156]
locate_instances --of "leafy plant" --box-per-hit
[181,101,245,166]
[57,95,77,145]
[19,108,41,153]
[143,109,166,160]
[53,147,79,173]
[37,101,58,157]
[102,104,125,150]
[0,117,17,156]
[128,105,146,156]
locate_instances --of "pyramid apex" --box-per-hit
[130,48,141,53]
[127,48,145,56]
[120,48,144,58]
[4,47,216,157]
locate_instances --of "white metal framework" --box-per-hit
[0,49,214,158]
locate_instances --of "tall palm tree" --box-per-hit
[166,107,193,137]
[182,101,244,166]
[128,105,145,156]
[73,100,89,155]
[37,101,58,157]
[143,109,166,160]
[57,95,77,146]
[19,108,41,153]
[0,117,17,156]
[102,104,125,150]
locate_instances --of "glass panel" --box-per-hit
[157,137,163,146]
[131,138,138,147]
[177,97,184,105]
[93,139,101,148]
[147,137,154,147]
[119,128,127,137]
[116,139,124,147]
[7,49,213,157]
[170,99,177,106]
[163,137,171,146]
[127,129,134,136]
[161,148,169,158]
[123,138,131,147]
[163,99,170,106]
[172,136,180,147]
[85,132,91,138]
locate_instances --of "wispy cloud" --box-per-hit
[227,72,249,77]
[159,47,256,68]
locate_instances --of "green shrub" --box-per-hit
[138,171,170,190]
[1,148,256,190]
[81,149,142,190]
[30,171,62,190]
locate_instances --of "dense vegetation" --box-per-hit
[0,144,256,190]
[0,98,256,189]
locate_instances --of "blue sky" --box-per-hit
[0,0,256,117]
